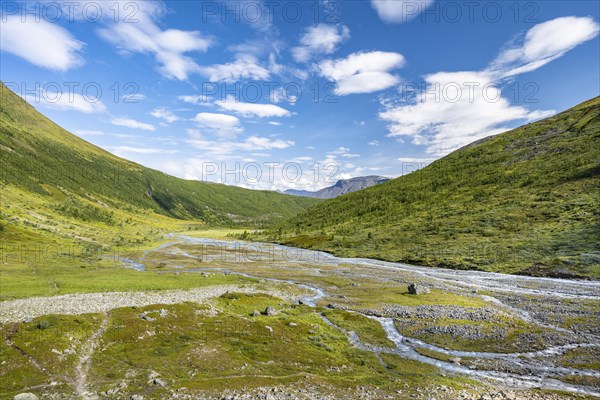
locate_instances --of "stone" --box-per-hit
[407,284,430,295]
[130,395,144,400]
[139,312,155,322]
[252,310,261,317]
[450,357,461,364]
[13,394,39,400]
[151,378,167,387]
[264,306,277,316]
[147,371,160,380]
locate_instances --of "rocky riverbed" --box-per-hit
[2,236,599,399]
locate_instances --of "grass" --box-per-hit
[0,295,479,399]
[321,309,395,348]
[558,346,600,371]
[253,97,600,278]
[0,80,320,301]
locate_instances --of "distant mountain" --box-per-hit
[283,176,390,199]
[260,97,600,279]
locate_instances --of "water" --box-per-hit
[122,234,600,395]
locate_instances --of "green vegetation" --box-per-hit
[0,82,318,226]
[0,82,318,298]
[256,97,600,278]
[321,310,395,348]
[0,297,476,399]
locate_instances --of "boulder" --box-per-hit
[408,284,430,295]
[252,309,261,317]
[139,312,155,322]
[147,371,160,380]
[264,306,277,316]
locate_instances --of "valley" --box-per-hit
[1,233,599,399]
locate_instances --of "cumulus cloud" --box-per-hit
[215,96,291,118]
[379,17,598,156]
[371,0,434,23]
[193,113,243,138]
[291,24,350,63]
[319,51,405,95]
[98,2,213,80]
[111,118,156,131]
[150,108,179,123]
[1,16,84,71]
[200,54,270,82]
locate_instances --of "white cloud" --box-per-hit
[380,70,537,155]
[268,121,282,126]
[327,147,360,158]
[186,134,294,156]
[25,92,106,114]
[1,16,84,71]
[379,17,598,156]
[193,113,243,138]
[215,96,291,118]
[111,118,156,131]
[98,3,213,80]
[488,16,599,78]
[123,93,146,102]
[371,0,434,23]
[319,51,405,95]
[368,140,380,146]
[178,95,211,105]
[291,24,350,63]
[150,108,179,123]
[200,54,270,82]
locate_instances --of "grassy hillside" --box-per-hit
[256,97,600,278]
[0,81,319,298]
[0,82,318,225]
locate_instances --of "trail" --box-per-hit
[74,312,108,400]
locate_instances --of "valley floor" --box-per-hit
[1,234,599,399]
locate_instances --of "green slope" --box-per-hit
[0,81,318,226]
[258,97,600,278]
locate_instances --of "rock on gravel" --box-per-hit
[408,283,430,295]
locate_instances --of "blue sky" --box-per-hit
[1,0,599,191]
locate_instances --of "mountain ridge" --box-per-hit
[283,175,390,199]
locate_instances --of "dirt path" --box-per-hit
[74,312,109,400]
